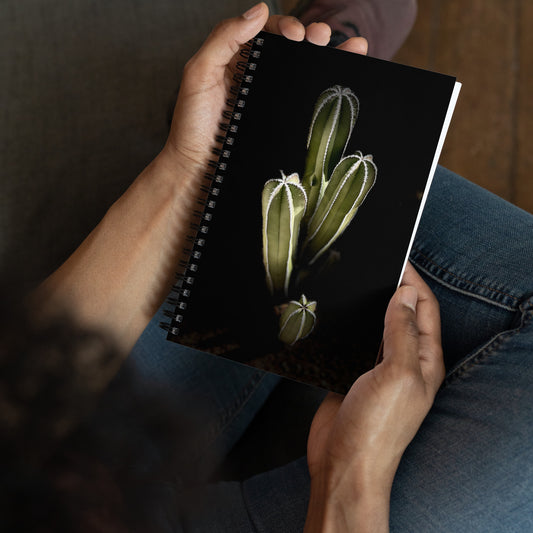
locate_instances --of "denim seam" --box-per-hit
[442,306,533,387]
[411,246,520,311]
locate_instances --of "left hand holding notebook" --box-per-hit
[36,4,367,355]
[165,2,367,183]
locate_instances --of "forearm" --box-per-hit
[36,149,197,355]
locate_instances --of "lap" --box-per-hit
[125,166,533,531]
[125,303,280,481]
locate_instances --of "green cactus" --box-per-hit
[260,85,376,345]
[262,171,307,295]
[278,294,317,345]
[302,85,359,222]
[301,151,377,265]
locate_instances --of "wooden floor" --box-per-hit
[283,0,533,213]
[394,0,533,213]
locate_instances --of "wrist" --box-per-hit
[305,461,392,533]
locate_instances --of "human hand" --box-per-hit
[159,2,368,187]
[305,262,445,533]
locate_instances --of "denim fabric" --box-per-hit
[411,167,533,370]
[128,166,533,531]
[128,303,280,482]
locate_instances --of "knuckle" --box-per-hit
[383,360,423,393]
[404,316,420,339]
[213,18,232,35]
[183,53,205,77]
[382,317,419,349]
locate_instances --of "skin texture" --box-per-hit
[35,4,443,530]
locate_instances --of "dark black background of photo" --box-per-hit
[173,32,456,392]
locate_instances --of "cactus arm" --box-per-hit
[302,153,377,265]
[262,180,285,293]
[321,88,359,181]
[302,86,359,222]
[262,172,307,295]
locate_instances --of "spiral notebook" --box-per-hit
[162,31,461,393]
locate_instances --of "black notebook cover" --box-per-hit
[164,31,460,393]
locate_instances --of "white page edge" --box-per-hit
[397,81,463,287]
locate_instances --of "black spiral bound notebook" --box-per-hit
[162,31,461,393]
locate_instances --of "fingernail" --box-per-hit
[400,286,418,313]
[243,2,263,19]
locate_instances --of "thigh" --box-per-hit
[125,303,280,479]
[390,296,533,532]
[411,166,533,369]
[390,167,533,531]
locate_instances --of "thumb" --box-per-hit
[382,285,420,370]
[191,3,269,73]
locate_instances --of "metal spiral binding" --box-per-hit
[161,35,264,339]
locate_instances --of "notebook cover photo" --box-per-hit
[164,31,460,393]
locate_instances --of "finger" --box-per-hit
[336,36,368,55]
[263,14,282,34]
[402,265,442,342]
[401,262,429,293]
[264,15,305,41]
[401,263,444,390]
[191,2,269,73]
[382,284,420,371]
[401,264,439,336]
[305,22,332,46]
[279,16,306,41]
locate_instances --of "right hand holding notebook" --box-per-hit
[305,262,445,532]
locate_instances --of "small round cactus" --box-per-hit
[278,294,317,345]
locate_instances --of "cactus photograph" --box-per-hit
[169,32,458,393]
[261,86,377,345]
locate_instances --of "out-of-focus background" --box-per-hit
[394,0,533,214]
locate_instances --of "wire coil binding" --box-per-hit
[161,35,263,339]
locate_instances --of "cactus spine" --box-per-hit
[302,152,377,265]
[262,171,307,295]
[302,85,359,223]
[278,294,317,345]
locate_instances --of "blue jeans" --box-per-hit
[129,166,533,531]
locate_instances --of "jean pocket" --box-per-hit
[443,293,533,388]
